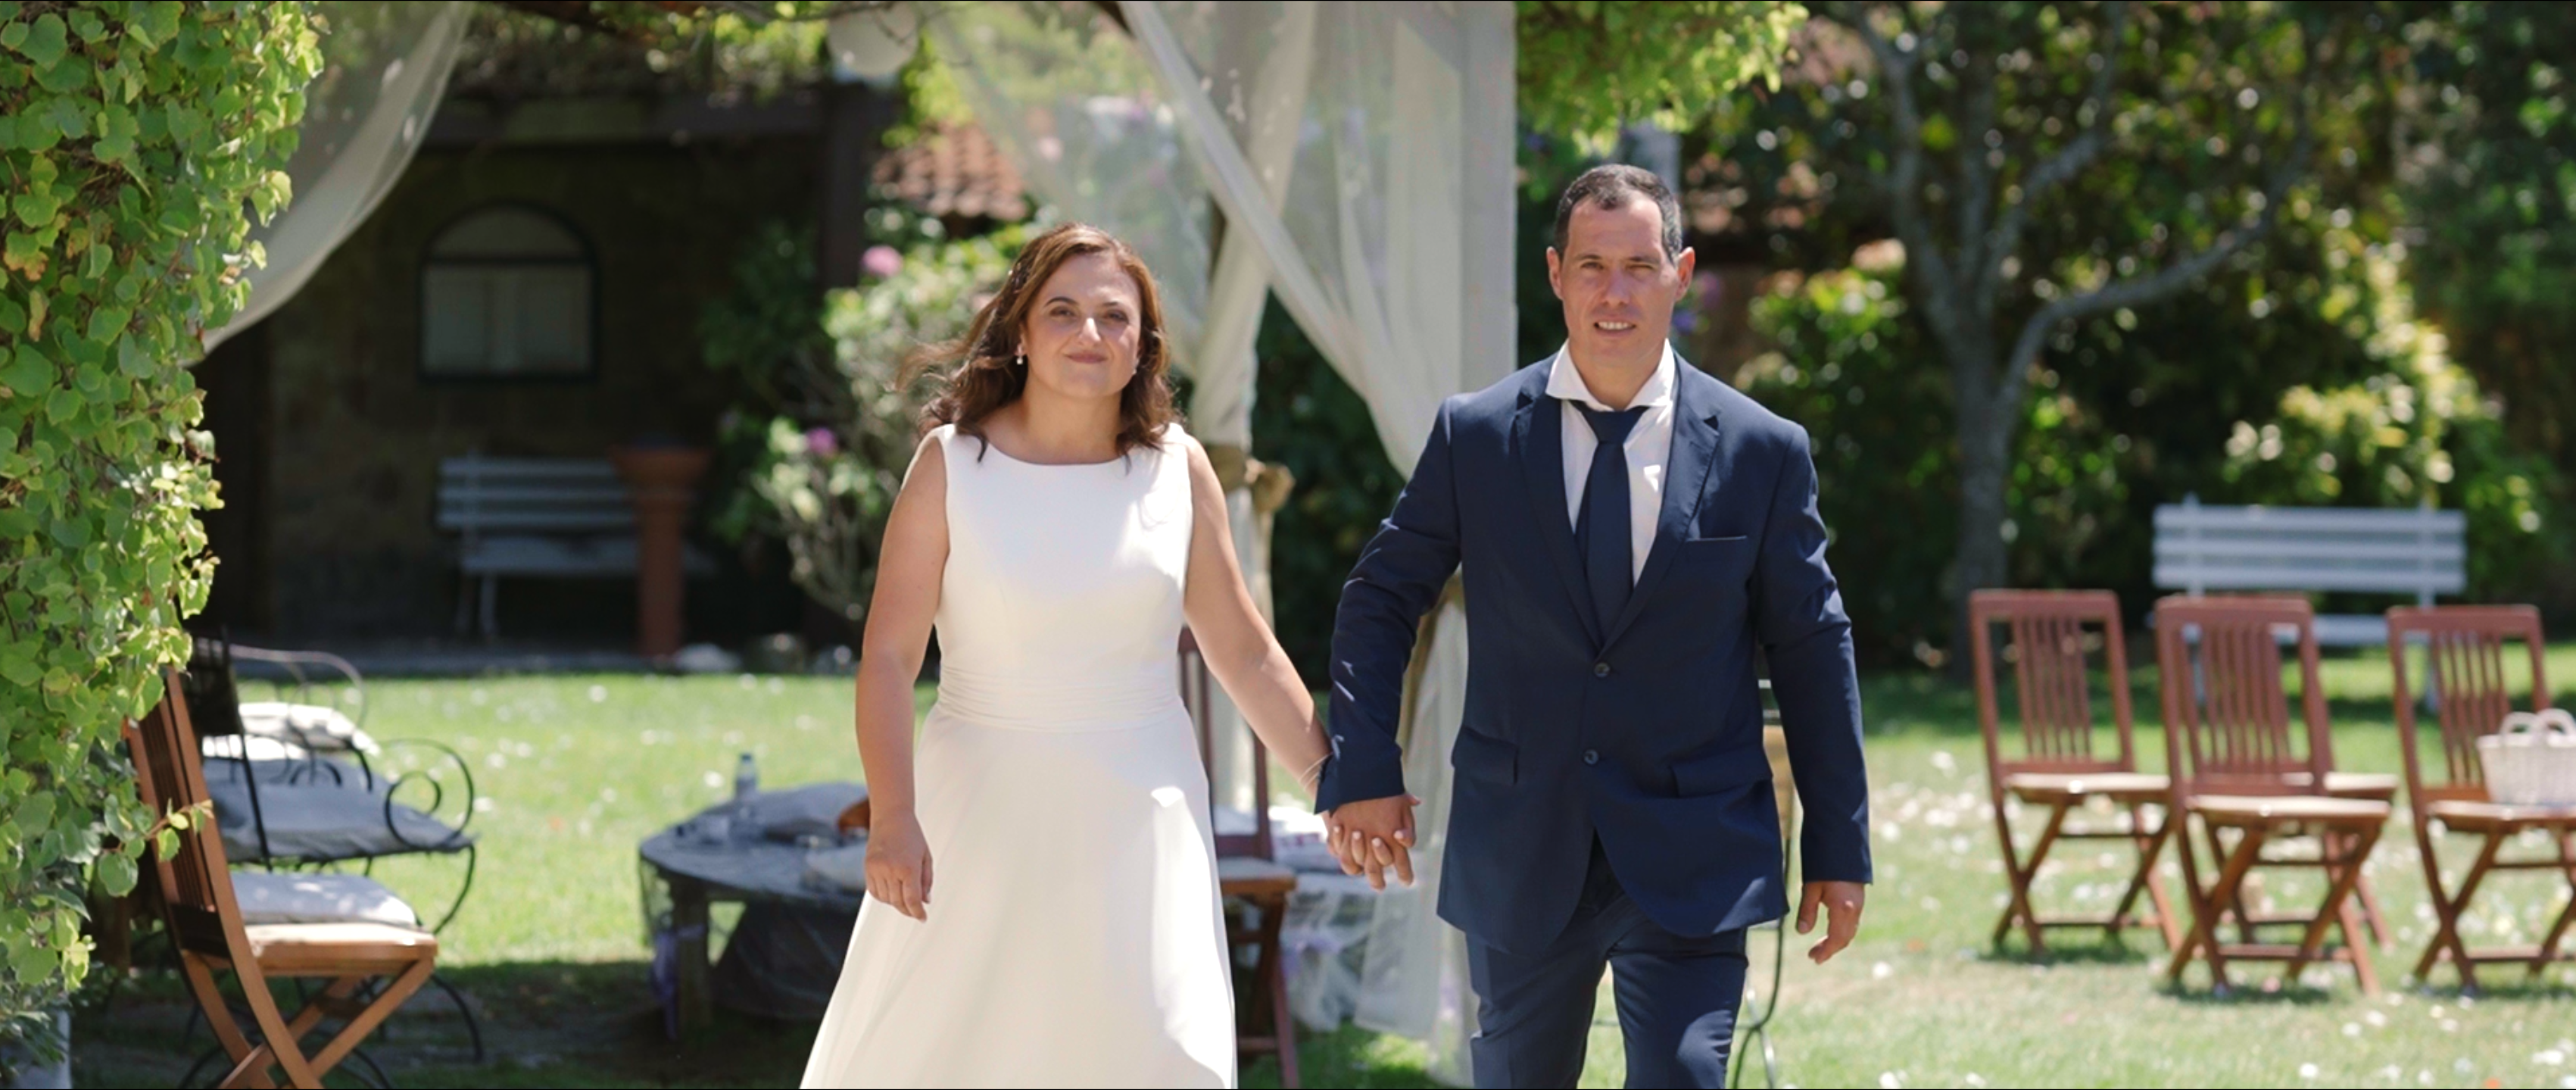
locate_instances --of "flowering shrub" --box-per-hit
[2219,252,2564,598]
[703,219,1028,627]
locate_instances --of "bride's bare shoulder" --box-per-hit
[902,427,950,492]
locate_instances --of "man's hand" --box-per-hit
[1796,881,1866,964]
[1322,795,1421,890]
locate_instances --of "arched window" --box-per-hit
[419,206,595,379]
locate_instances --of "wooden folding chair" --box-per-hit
[1180,630,1302,1088]
[127,668,439,1089]
[1968,589,2180,954]
[2386,605,2576,988]
[2155,596,2393,994]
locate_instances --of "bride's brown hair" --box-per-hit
[906,223,1180,458]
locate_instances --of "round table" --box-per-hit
[638,792,868,1035]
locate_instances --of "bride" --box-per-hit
[801,223,1338,1088]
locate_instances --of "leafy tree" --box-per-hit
[1744,236,2562,666]
[1517,1,1808,148]
[1704,1,2415,664]
[0,0,321,1045]
[2402,0,2576,608]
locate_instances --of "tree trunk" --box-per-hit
[1947,344,2014,680]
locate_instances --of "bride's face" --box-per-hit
[1015,251,1144,404]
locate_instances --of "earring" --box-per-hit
[1013,354,1026,367]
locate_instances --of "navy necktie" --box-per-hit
[1573,402,1646,637]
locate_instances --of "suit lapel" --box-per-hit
[1602,370,1726,649]
[1513,379,1601,648]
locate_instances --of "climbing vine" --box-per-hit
[0,0,320,1038]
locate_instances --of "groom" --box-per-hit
[1316,165,1872,1088]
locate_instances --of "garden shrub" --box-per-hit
[702,216,1028,630]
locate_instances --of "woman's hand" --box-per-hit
[865,812,934,920]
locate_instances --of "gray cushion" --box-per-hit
[204,759,472,862]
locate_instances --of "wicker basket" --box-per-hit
[2476,709,2576,807]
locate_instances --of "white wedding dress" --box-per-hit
[802,423,1234,1088]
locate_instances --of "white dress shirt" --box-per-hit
[1546,341,1679,583]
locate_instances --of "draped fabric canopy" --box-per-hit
[201,1,467,354]
[935,3,1517,1080]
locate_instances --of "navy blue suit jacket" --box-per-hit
[1319,357,1872,955]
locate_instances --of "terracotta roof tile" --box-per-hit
[874,123,1028,221]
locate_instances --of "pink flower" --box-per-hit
[805,427,839,458]
[861,245,903,280]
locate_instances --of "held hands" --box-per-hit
[1796,880,1867,964]
[1322,795,1422,890]
[865,811,934,921]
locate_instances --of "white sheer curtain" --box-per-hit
[942,3,1515,1082]
[1120,5,1514,1082]
[201,1,467,353]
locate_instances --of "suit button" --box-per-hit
[1593,661,1611,678]
[1583,749,1599,765]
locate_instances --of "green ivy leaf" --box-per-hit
[93,851,137,899]
[0,649,36,686]
[16,791,54,833]
[42,386,80,426]
[85,305,129,342]
[13,189,62,230]
[39,95,86,141]
[8,939,58,989]
[11,11,64,68]
[45,514,86,548]
[116,336,152,379]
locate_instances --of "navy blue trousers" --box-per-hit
[1464,839,1748,1088]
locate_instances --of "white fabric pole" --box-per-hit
[1124,5,1513,1082]
[203,1,467,352]
[1186,2,1317,818]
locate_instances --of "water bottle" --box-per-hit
[731,757,757,840]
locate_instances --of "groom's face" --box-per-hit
[1546,195,1695,373]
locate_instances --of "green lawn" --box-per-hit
[72,646,2576,1088]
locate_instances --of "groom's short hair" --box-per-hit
[1552,164,1683,262]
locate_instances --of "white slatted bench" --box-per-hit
[437,454,713,639]
[2152,495,2466,646]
